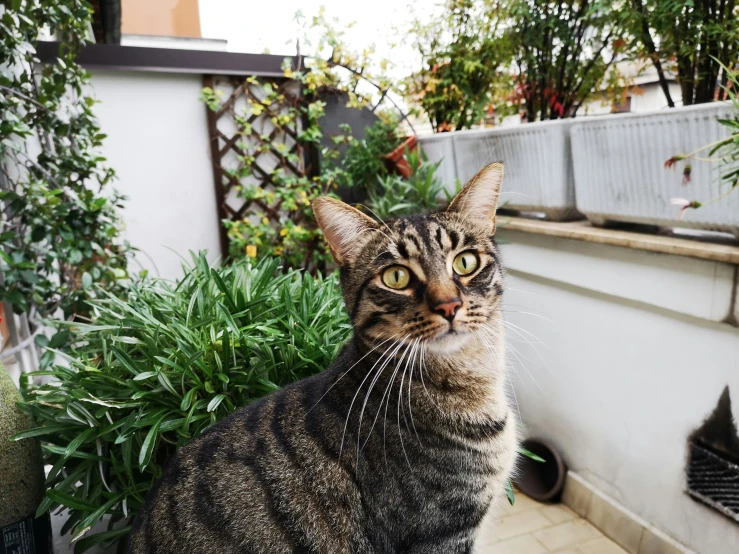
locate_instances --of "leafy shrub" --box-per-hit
[341,117,403,192]
[13,253,351,552]
[367,148,448,220]
[405,0,511,131]
[0,1,130,328]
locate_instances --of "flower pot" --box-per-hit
[514,438,567,503]
[383,135,418,178]
[450,120,581,221]
[570,102,739,238]
[0,363,53,552]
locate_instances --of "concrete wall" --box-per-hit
[89,69,221,280]
[499,229,739,554]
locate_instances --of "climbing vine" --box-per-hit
[0,0,130,359]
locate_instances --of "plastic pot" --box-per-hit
[514,438,567,503]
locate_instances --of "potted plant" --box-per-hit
[382,135,418,178]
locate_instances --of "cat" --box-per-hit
[126,162,518,554]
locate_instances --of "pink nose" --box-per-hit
[433,298,462,321]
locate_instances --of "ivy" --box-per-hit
[0,0,130,351]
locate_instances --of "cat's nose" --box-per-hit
[433,298,462,322]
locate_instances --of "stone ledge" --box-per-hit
[499,217,739,265]
[562,471,697,554]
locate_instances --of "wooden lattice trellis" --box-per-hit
[203,74,318,258]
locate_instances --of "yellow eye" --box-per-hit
[382,265,411,290]
[453,251,479,276]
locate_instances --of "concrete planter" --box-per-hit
[418,133,459,192]
[450,120,580,220]
[571,102,739,238]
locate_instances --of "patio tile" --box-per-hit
[533,519,602,551]
[481,534,549,554]
[495,510,553,540]
[540,504,579,525]
[551,537,629,554]
[500,493,546,515]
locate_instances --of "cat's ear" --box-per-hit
[447,162,504,233]
[312,196,379,265]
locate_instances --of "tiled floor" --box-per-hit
[476,493,629,554]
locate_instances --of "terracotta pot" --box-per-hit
[514,438,567,503]
[383,135,418,178]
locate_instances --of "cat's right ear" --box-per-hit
[312,197,379,265]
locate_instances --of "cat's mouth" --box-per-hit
[423,321,473,354]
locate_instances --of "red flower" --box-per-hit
[664,154,685,169]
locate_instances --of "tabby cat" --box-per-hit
[127,162,518,554]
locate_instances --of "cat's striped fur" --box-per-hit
[127,163,518,554]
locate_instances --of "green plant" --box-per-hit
[367,148,446,220]
[13,253,351,552]
[0,0,130,337]
[405,0,511,131]
[626,0,739,107]
[341,117,403,193]
[507,0,629,121]
[202,12,409,273]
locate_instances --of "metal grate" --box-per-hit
[687,441,739,523]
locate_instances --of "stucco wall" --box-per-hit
[500,229,739,554]
[89,69,221,280]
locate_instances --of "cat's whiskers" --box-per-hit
[481,324,543,393]
[500,307,555,324]
[353,336,409,469]
[500,318,548,346]
[497,319,553,380]
[407,337,422,445]
[417,338,444,414]
[397,337,421,445]
[355,203,400,241]
[377,338,418,468]
[360,336,413,454]
[339,335,404,461]
[396,355,414,471]
[307,333,399,415]
[476,330,522,424]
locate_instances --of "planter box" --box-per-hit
[418,133,459,192]
[571,102,739,238]
[451,120,580,221]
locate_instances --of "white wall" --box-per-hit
[499,230,739,554]
[631,81,684,111]
[89,69,221,280]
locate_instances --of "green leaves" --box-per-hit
[15,253,350,551]
[367,148,446,220]
[0,0,131,336]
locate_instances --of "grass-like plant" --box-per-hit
[13,253,350,552]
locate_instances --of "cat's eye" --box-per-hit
[382,265,411,290]
[453,251,479,276]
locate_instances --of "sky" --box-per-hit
[198,0,438,79]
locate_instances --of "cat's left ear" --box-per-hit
[312,196,379,265]
[446,162,504,233]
